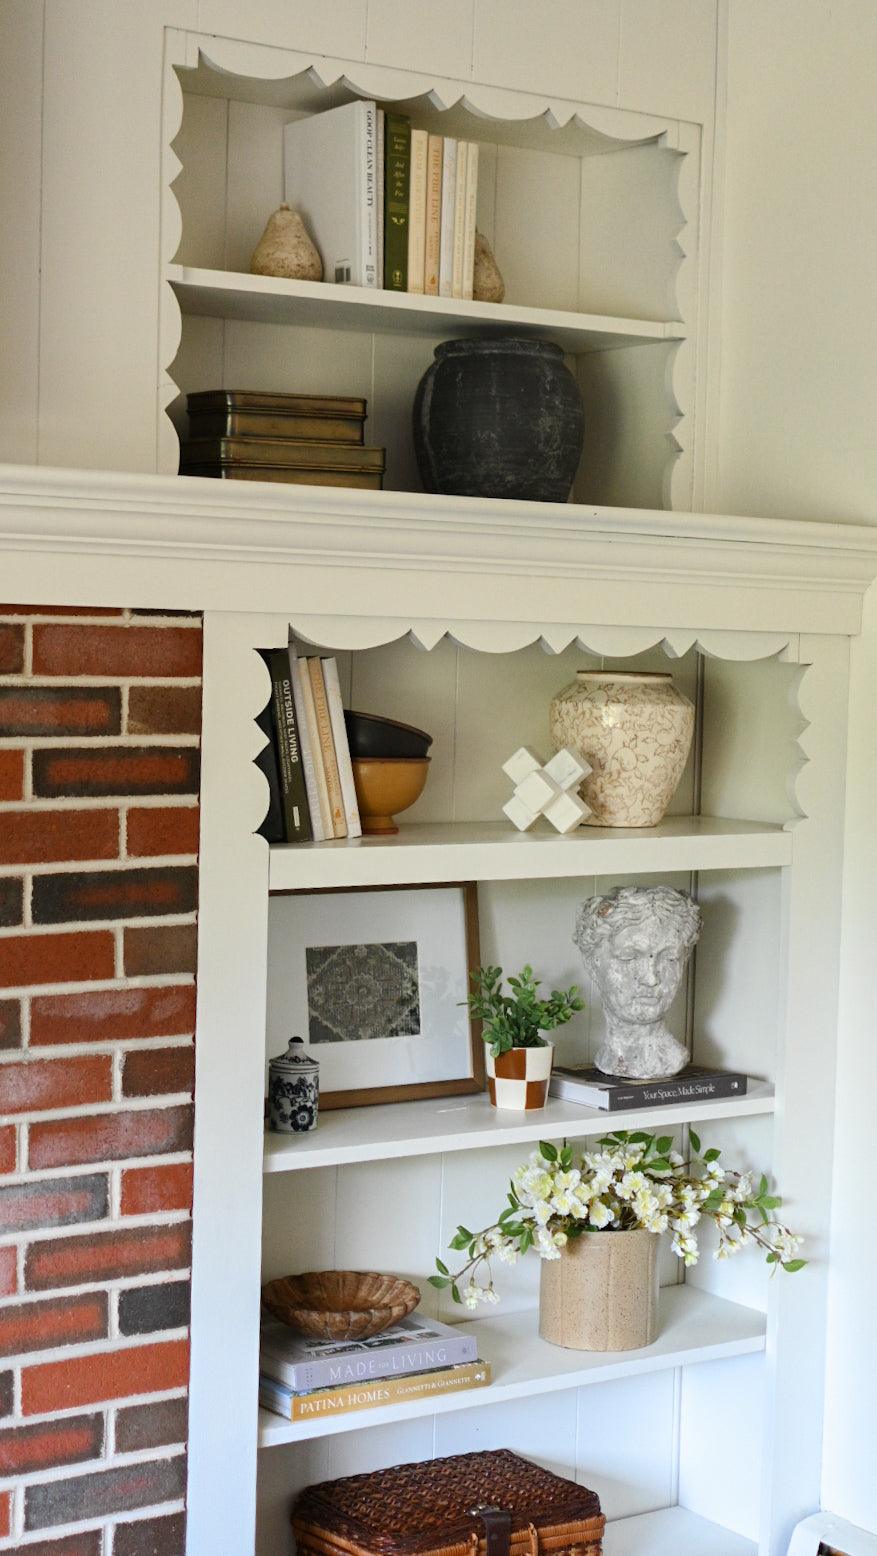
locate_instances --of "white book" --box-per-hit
[423,134,443,296]
[462,141,479,300]
[322,658,362,839]
[284,100,378,289]
[451,141,468,299]
[289,651,328,842]
[407,128,429,294]
[438,138,457,298]
[376,109,385,283]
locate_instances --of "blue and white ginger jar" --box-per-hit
[268,1037,319,1134]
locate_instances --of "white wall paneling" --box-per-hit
[0,0,44,466]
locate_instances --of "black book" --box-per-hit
[255,701,284,843]
[267,648,313,843]
[549,1063,750,1112]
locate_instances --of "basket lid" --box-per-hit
[291,1450,601,1555]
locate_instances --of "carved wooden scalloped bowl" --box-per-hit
[261,1270,421,1340]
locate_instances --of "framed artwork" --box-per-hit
[266,883,484,1108]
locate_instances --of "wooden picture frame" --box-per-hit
[267,882,485,1109]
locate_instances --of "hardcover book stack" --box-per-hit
[548,1062,752,1111]
[259,1313,490,1422]
[285,101,480,298]
[257,647,362,846]
[180,390,386,489]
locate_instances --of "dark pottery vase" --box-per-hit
[413,336,584,502]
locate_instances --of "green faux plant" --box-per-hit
[465,964,584,1058]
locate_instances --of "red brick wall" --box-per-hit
[0,604,200,1552]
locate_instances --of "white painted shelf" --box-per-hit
[604,1507,756,1556]
[167,265,685,354]
[263,1082,775,1173]
[268,818,792,892]
[257,1285,766,1446]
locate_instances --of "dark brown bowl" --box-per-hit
[344,708,433,760]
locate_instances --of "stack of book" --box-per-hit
[180,390,385,490]
[285,102,480,298]
[257,647,361,846]
[259,1312,491,1423]
[548,1062,751,1111]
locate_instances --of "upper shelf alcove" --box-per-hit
[161,45,701,508]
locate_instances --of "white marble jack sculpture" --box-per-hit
[573,885,702,1079]
[502,746,592,833]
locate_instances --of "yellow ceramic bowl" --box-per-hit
[352,757,430,835]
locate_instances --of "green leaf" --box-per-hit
[761,1196,782,1210]
[428,1275,450,1289]
[539,1141,558,1162]
[655,1136,673,1155]
[758,1174,768,1198]
[451,1283,463,1304]
[766,1252,780,1264]
[436,1259,449,1276]
[560,1145,573,1170]
[782,1258,807,1273]
[703,1148,721,1162]
[449,1231,471,1251]
[689,1130,701,1154]
[629,1131,652,1145]
[648,1157,671,1173]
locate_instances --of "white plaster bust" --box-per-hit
[573,885,701,1079]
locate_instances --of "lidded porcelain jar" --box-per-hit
[267,1037,319,1134]
[549,671,694,828]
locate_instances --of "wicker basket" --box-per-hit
[291,1449,604,1556]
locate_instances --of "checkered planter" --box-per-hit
[486,1043,554,1110]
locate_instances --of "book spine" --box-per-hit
[307,658,347,838]
[407,128,429,294]
[462,140,479,300]
[384,114,411,291]
[262,1332,478,1392]
[289,653,328,842]
[267,650,312,842]
[438,138,457,297]
[423,134,443,295]
[604,1074,750,1111]
[259,1361,490,1421]
[451,141,468,298]
[377,109,385,283]
[360,101,378,289]
[254,688,284,845]
[321,658,362,839]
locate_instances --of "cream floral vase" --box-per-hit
[549,671,694,827]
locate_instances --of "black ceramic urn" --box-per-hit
[413,336,584,502]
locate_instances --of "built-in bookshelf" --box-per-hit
[163,52,699,511]
[146,27,877,1556]
[9,464,876,1555]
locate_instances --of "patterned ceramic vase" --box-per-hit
[268,1037,319,1133]
[549,671,694,828]
[486,1043,554,1111]
[539,1228,659,1351]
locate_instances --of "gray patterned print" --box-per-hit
[305,942,421,1043]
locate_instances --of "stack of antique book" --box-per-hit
[259,1312,490,1423]
[180,389,386,489]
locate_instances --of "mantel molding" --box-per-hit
[1,464,876,635]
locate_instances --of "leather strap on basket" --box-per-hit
[469,1506,513,1556]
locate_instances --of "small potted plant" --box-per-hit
[430,1128,805,1351]
[465,964,584,1112]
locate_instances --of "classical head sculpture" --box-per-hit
[573,885,701,1080]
